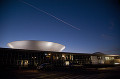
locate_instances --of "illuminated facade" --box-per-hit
[0,48,120,68]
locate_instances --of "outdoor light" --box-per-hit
[65,61,69,65]
[32,57,36,58]
[114,63,120,65]
[24,60,28,65]
[45,53,47,55]
[62,54,65,57]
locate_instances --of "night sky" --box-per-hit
[0,0,120,54]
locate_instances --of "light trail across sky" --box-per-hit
[20,0,80,30]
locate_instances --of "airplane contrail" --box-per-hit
[20,0,80,30]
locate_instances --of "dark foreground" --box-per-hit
[1,66,120,79]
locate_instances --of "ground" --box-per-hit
[1,66,120,79]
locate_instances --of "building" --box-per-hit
[0,40,120,68]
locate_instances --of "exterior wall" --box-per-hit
[114,59,120,64]
[104,56,115,64]
[91,56,98,64]
[91,56,105,64]
[73,55,91,65]
[0,48,120,68]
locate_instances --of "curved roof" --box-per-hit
[7,40,65,52]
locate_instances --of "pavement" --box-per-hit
[1,66,120,79]
[15,71,112,79]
